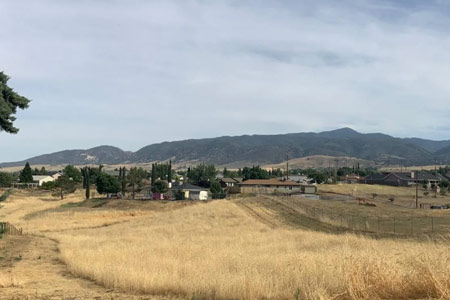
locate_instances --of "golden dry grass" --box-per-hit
[48,200,450,300]
[318,183,420,198]
[3,189,450,299]
[0,274,23,288]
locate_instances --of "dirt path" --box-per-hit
[0,235,171,300]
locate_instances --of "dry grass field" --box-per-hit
[2,188,450,299]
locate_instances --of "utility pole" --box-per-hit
[435,159,437,176]
[334,158,339,184]
[415,171,419,209]
[286,154,289,180]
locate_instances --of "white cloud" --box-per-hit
[1,0,450,161]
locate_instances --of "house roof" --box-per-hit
[221,177,243,183]
[32,175,53,181]
[390,172,440,181]
[363,173,389,181]
[363,172,441,182]
[171,182,209,191]
[238,179,301,186]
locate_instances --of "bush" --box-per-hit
[0,189,12,202]
[174,189,185,200]
[40,181,56,190]
[388,197,395,202]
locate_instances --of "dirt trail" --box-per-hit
[0,235,171,300]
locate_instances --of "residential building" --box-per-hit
[171,182,209,200]
[237,179,302,194]
[32,175,55,187]
[361,171,441,187]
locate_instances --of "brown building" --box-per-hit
[237,179,302,194]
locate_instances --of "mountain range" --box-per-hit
[2,128,450,168]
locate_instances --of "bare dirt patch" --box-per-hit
[0,235,176,299]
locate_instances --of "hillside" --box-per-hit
[1,128,450,168]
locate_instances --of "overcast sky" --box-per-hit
[1,0,450,162]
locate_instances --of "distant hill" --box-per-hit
[2,128,450,168]
[0,146,133,168]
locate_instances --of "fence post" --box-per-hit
[364,218,367,231]
[431,217,434,233]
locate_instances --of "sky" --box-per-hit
[1,0,450,162]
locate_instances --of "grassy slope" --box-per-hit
[2,189,450,299]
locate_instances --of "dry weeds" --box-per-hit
[2,189,450,299]
[49,201,450,300]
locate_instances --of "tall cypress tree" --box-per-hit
[19,162,33,183]
[168,161,172,183]
[85,167,90,199]
[151,164,156,186]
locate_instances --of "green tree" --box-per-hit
[40,181,56,190]
[440,180,450,189]
[188,164,217,187]
[0,72,31,133]
[0,172,13,187]
[151,164,157,185]
[151,180,168,194]
[117,167,127,194]
[127,167,148,199]
[39,166,47,175]
[53,175,76,199]
[19,162,33,183]
[63,165,82,183]
[210,180,223,199]
[95,173,121,196]
[82,167,91,199]
[242,166,269,180]
[168,160,172,183]
[32,167,40,175]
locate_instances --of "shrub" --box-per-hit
[40,181,56,190]
[0,189,12,202]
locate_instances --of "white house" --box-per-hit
[32,175,55,186]
[51,172,62,180]
[171,183,209,200]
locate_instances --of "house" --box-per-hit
[301,185,318,194]
[50,171,62,180]
[237,179,302,194]
[277,175,311,184]
[340,174,361,184]
[220,177,243,188]
[171,183,209,200]
[32,175,55,187]
[361,171,441,187]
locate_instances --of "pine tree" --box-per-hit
[223,167,228,177]
[0,72,31,133]
[40,167,47,175]
[19,162,33,183]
